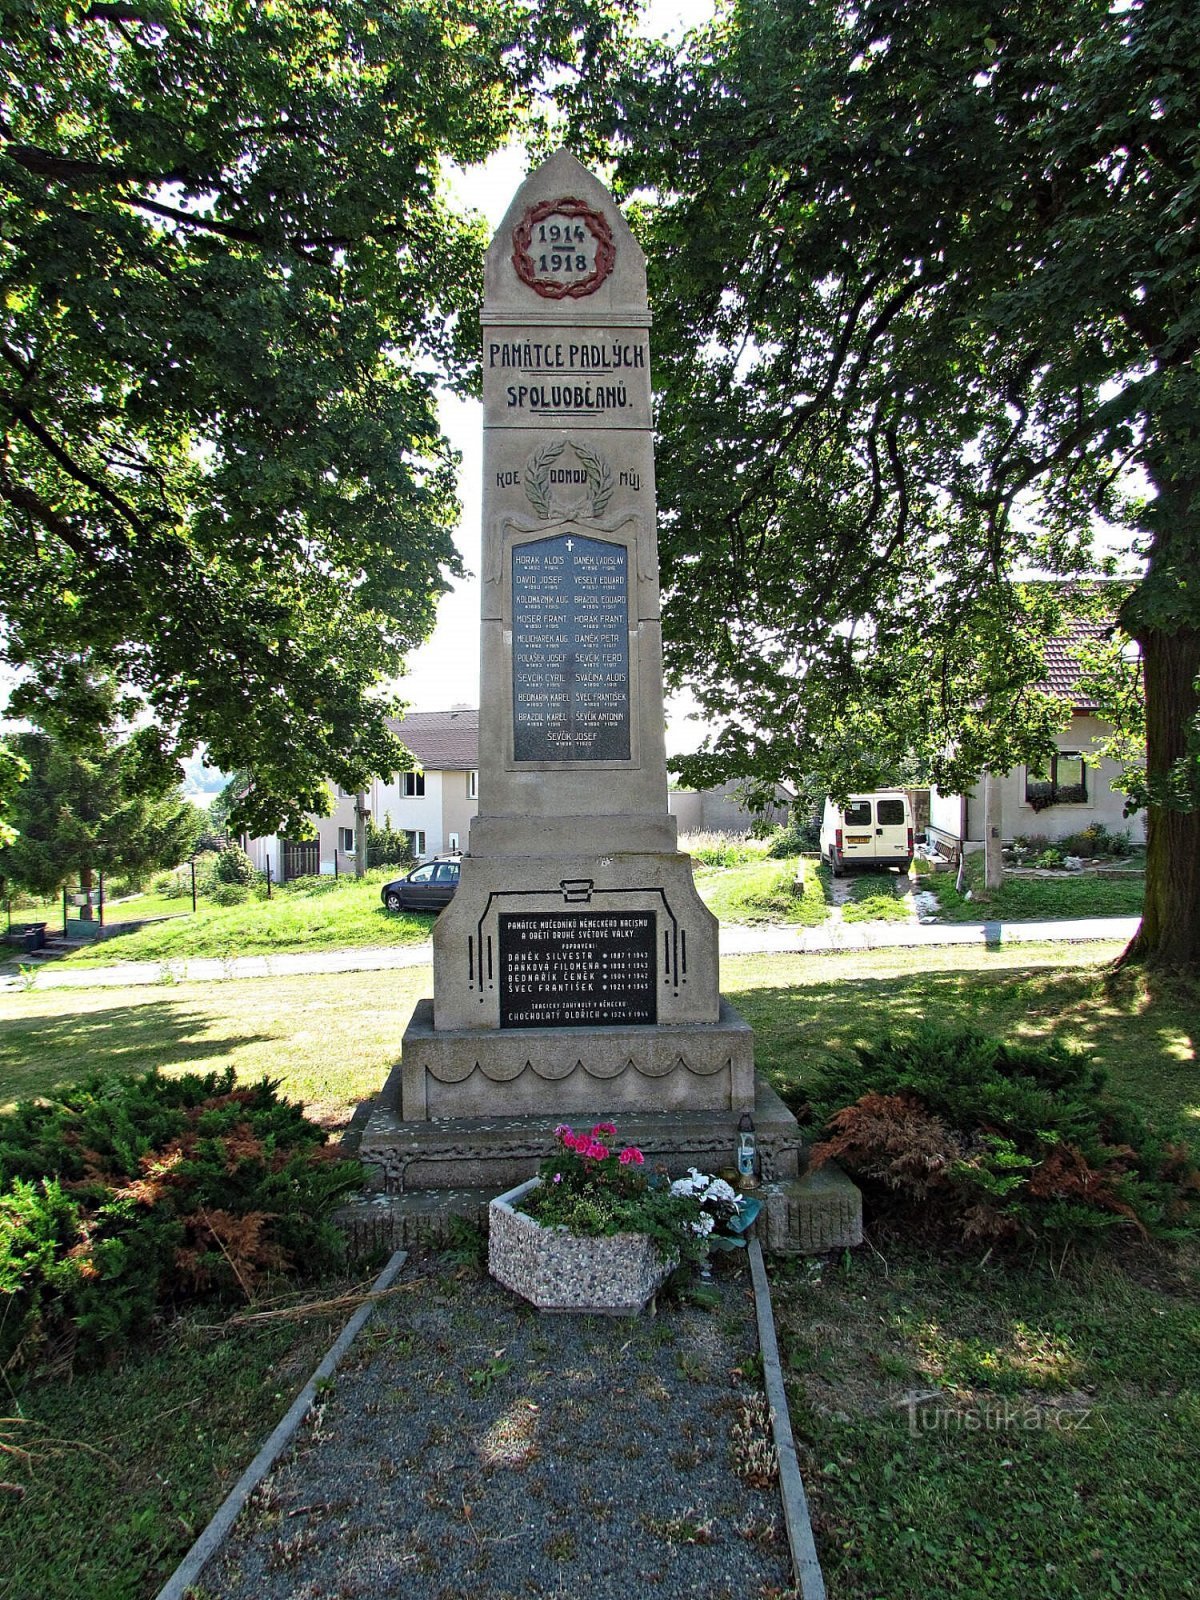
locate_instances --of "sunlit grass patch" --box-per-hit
[694,856,828,925]
[842,871,914,923]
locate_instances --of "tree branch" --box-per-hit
[0,381,147,538]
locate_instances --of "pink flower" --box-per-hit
[553,1172,563,1184]
[587,1140,609,1160]
[554,1123,573,1139]
[618,1147,645,1166]
[563,1132,584,1152]
[591,1121,617,1138]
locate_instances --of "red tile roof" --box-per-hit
[387,709,479,771]
[1037,620,1108,710]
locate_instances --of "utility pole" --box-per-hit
[354,790,369,879]
[983,769,1004,892]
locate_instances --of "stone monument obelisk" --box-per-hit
[400,150,753,1119]
[358,152,862,1256]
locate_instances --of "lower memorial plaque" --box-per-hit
[498,911,657,1028]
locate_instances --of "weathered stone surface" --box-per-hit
[430,853,718,1037]
[332,1189,492,1256]
[360,1072,802,1194]
[761,1164,864,1255]
[399,996,754,1120]
[488,1178,675,1315]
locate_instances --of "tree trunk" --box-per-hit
[1118,621,1200,976]
[982,769,1004,892]
[78,864,94,921]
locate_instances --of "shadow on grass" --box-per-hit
[0,1002,273,1108]
[728,963,1199,1129]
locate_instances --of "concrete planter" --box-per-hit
[488,1178,676,1315]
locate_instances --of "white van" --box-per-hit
[821,791,914,876]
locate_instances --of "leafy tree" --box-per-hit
[0,729,202,909]
[0,0,634,837]
[602,0,1199,975]
[0,741,28,847]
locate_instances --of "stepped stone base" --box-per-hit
[344,1070,863,1254]
[361,1071,801,1195]
[399,997,754,1120]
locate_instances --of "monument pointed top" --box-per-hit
[485,148,648,323]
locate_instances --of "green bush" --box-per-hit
[150,869,188,899]
[1058,822,1132,858]
[765,819,820,857]
[804,1025,1199,1251]
[209,881,250,906]
[0,1068,362,1371]
[191,849,222,894]
[366,816,415,870]
[213,843,257,886]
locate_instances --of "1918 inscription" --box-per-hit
[499,912,656,1028]
[512,533,630,762]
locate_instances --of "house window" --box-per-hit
[1025,752,1088,810]
[402,771,425,797]
[468,770,478,799]
[406,829,426,858]
[339,827,355,853]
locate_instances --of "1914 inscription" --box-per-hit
[499,912,657,1028]
[512,533,630,762]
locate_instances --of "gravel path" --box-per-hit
[204,1256,794,1600]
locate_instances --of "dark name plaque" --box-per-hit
[498,911,656,1028]
[512,533,630,762]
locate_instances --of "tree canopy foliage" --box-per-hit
[0,728,202,898]
[599,0,1199,971]
[0,0,633,836]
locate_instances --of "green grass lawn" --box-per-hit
[0,1301,349,1600]
[841,867,915,922]
[52,871,434,968]
[694,855,829,925]
[770,1239,1200,1600]
[925,852,1145,922]
[0,963,430,1125]
[1,941,1197,1600]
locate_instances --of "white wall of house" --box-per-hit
[371,770,444,858]
[929,715,1145,851]
[243,833,280,879]
[440,770,477,854]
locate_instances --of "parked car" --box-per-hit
[820,791,914,875]
[380,858,461,912]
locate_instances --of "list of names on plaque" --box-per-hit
[512,533,630,762]
[498,912,656,1028]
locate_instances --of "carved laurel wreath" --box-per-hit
[523,437,614,520]
[511,196,617,300]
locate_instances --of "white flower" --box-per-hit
[701,1178,739,1206]
[690,1214,715,1236]
[670,1168,710,1197]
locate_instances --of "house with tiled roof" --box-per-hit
[243,703,788,881]
[243,708,479,881]
[928,614,1146,853]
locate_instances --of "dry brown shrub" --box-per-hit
[810,1092,965,1200]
